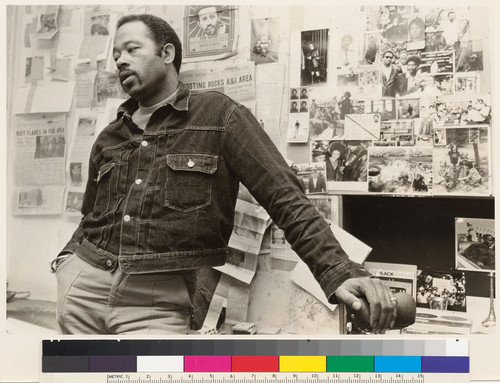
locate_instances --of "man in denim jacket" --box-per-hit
[53,14,398,335]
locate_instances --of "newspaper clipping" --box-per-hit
[14,113,67,215]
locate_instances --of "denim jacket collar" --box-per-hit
[115,82,191,120]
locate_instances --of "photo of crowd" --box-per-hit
[368,146,432,194]
[416,271,467,312]
[294,6,491,197]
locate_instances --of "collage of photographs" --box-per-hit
[287,5,491,197]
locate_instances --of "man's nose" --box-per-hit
[115,53,130,69]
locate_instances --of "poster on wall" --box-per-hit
[183,5,238,62]
[455,217,495,272]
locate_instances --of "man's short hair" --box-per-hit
[196,5,221,19]
[116,14,182,74]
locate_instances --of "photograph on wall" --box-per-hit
[35,6,59,40]
[361,31,382,65]
[65,191,84,215]
[368,146,433,195]
[406,15,425,50]
[183,5,238,61]
[455,72,480,94]
[69,163,83,187]
[337,71,358,88]
[420,50,455,75]
[455,217,495,272]
[308,87,350,140]
[300,29,329,86]
[293,162,327,195]
[397,98,420,119]
[456,40,483,72]
[311,140,369,192]
[428,74,454,95]
[14,185,66,215]
[430,94,491,126]
[364,98,396,121]
[376,119,416,147]
[432,126,491,196]
[336,29,361,74]
[357,66,381,99]
[379,5,409,43]
[422,7,470,52]
[250,17,279,64]
[286,113,309,143]
[433,127,447,146]
[24,56,44,82]
[416,270,467,312]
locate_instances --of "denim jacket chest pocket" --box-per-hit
[165,153,218,213]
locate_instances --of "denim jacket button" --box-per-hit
[106,259,113,267]
[123,215,131,222]
[141,140,148,147]
[187,159,195,168]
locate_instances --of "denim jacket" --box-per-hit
[61,82,370,302]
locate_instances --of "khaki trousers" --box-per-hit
[55,253,195,334]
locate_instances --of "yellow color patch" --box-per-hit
[279,356,326,372]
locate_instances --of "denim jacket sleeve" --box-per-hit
[58,155,99,256]
[224,105,371,302]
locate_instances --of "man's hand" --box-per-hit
[335,277,397,334]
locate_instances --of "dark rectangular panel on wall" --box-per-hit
[342,195,494,297]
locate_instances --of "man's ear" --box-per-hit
[162,43,175,65]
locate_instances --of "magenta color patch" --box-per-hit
[184,356,232,372]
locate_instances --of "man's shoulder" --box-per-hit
[191,90,240,107]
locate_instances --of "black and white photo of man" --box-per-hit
[301,29,329,86]
[196,5,226,38]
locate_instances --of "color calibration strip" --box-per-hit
[42,339,468,374]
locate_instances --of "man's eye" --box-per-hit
[128,47,139,54]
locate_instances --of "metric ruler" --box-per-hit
[39,372,469,383]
